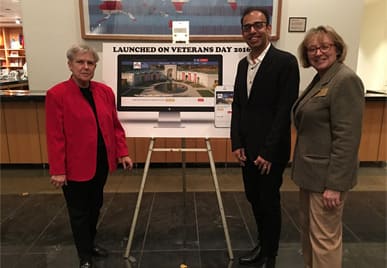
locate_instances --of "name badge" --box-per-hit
[315,87,329,97]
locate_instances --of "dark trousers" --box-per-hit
[242,161,286,257]
[62,149,108,260]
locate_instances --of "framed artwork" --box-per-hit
[288,17,307,32]
[79,0,282,41]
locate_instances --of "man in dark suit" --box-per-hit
[230,7,300,267]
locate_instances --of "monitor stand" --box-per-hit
[155,111,185,128]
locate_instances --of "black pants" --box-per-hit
[242,161,286,257]
[62,149,108,260]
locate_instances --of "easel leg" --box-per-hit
[124,138,155,258]
[205,138,234,260]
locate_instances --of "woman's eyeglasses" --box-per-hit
[307,43,335,54]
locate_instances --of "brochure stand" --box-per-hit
[123,137,234,260]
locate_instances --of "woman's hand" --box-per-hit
[119,156,133,170]
[50,175,67,188]
[323,189,341,209]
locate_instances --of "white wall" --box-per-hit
[21,0,364,92]
[279,0,364,91]
[21,0,101,91]
[357,0,387,93]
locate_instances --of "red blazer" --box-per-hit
[46,78,129,181]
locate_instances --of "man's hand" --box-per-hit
[233,148,247,166]
[254,156,272,175]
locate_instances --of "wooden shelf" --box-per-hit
[1,65,23,68]
[0,27,26,71]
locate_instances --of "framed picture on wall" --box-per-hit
[288,17,307,32]
[79,0,282,41]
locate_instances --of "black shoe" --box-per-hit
[258,256,276,268]
[239,245,261,265]
[79,259,93,268]
[92,245,109,257]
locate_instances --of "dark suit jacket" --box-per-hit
[231,45,300,164]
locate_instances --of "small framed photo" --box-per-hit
[288,17,307,32]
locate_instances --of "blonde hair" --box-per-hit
[298,25,347,68]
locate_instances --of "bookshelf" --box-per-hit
[0,27,26,71]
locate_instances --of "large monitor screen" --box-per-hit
[117,54,223,112]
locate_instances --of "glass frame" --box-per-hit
[79,0,282,41]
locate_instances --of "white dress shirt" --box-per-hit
[246,43,271,97]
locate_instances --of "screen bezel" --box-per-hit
[116,54,223,112]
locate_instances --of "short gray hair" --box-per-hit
[66,44,99,63]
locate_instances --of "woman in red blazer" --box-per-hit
[46,44,133,268]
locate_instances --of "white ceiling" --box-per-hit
[0,0,22,26]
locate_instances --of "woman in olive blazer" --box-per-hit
[291,26,364,268]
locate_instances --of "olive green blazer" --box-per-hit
[291,62,364,193]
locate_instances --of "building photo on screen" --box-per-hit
[117,54,223,111]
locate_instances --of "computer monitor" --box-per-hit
[117,54,223,112]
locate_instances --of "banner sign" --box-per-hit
[103,43,249,138]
